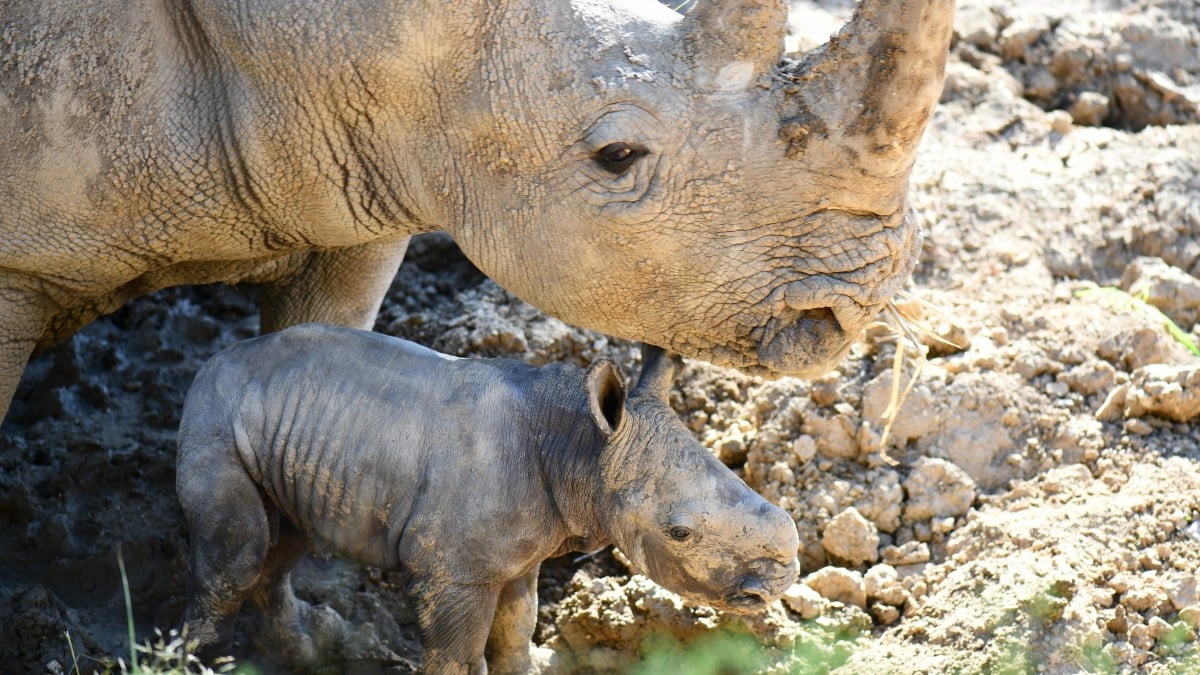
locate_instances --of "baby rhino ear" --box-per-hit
[586,360,627,436]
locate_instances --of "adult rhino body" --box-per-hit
[0,0,955,422]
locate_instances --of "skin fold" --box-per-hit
[176,327,800,673]
[0,0,954,423]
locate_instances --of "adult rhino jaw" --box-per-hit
[755,207,925,377]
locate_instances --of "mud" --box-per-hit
[2,0,1199,673]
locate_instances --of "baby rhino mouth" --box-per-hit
[721,560,799,614]
[723,586,770,612]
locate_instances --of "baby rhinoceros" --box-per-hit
[176,324,799,673]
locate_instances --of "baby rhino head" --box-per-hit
[586,345,800,613]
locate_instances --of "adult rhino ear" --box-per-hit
[634,343,682,399]
[680,0,788,91]
[586,359,627,436]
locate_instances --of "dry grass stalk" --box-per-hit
[873,291,966,463]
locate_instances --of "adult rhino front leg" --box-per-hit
[259,237,410,333]
[0,274,53,424]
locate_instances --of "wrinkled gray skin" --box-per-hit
[176,324,799,673]
[0,0,955,424]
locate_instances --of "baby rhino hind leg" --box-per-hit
[248,520,330,668]
[252,519,405,669]
[177,435,274,662]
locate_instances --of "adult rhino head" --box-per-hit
[0,0,953,422]
[415,0,954,376]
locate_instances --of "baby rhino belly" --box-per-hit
[270,454,407,569]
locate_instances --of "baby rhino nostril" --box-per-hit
[739,584,768,604]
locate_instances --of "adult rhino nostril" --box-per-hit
[795,307,842,338]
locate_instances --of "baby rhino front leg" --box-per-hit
[486,567,543,675]
[410,579,500,674]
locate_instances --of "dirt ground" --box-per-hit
[2,0,1199,673]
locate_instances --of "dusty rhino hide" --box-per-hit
[0,0,954,422]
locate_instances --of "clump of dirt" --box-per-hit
[3,0,1200,673]
[954,0,1199,130]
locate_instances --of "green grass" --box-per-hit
[59,549,242,675]
[631,612,867,675]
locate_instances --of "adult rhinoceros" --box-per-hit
[0,0,954,422]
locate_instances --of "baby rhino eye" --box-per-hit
[594,142,644,174]
[668,525,692,541]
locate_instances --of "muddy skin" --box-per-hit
[176,328,799,673]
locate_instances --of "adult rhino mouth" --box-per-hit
[755,306,858,378]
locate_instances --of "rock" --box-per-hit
[1039,463,1095,496]
[822,508,880,567]
[1098,327,1193,372]
[791,435,817,464]
[1048,109,1073,135]
[869,601,901,625]
[863,565,909,607]
[1120,257,1200,329]
[1167,574,1198,611]
[781,583,825,620]
[1023,67,1058,103]
[902,458,978,523]
[1124,418,1155,436]
[804,567,866,609]
[861,370,940,446]
[1059,360,1118,397]
[1096,383,1129,422]
[998,12,1051,61]
[855,469,904,535]
[1049,418,1104,464]
[1070,91,1111,126]
[1121,586,1169,612]
[954,3,1000,52]
[1123,363,1200,422]
[803,411,860,460]
[881,541,931,567]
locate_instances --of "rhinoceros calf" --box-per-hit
[176,324,800,673]
[0,0,955,424]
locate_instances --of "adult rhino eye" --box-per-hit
[668,526,692,541]
[594,142,644,174]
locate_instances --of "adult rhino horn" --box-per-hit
[680,0,788,91]
[777,0,956,216]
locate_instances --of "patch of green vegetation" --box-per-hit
[981,639,1036,675]
[634,630,772,675]
[1026,580,1073,625]
[633,615,866,675]
[1077,640,1119,675]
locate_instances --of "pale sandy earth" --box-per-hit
[1,1,1198,673]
